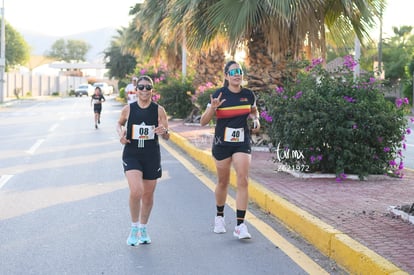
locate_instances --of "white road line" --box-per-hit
[26,139,45,155]
[48,123,59,132]
[0,175,13,189]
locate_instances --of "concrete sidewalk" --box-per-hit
[167,119,414,275]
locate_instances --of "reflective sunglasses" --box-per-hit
[137,84,153,91]
[227,68,243,76]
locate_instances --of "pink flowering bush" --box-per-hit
[262,56,411,180]
[194,82,216,112]
[137,64,194,118]
[136,63,169,85]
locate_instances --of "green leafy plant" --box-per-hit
[195,83,216,113]
[262,56,411,180]
[118,87,125,101]
[157,78,194,119]
[194,87,217,125]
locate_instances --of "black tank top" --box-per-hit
[125,102,159,150]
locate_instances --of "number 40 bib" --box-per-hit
[224,127,244,142]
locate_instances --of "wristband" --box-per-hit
[253,118,259,129]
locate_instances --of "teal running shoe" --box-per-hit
[126,227,139,246]
[139,227,151,244]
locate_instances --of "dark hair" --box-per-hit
[95,86,102,93]
[137,75,154,86]
[223,60,239,87]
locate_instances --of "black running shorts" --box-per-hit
[212,144,251,161]
[93,104,102,114]
[122,151,162,180]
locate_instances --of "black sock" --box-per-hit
[216,205,224,217]
[236,209,246,226]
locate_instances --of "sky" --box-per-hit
[2,0,414,38]
[373,0,414,38]
[4,0,139,36]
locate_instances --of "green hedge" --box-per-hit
[157,78,194,119]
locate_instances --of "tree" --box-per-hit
[117,0,384,92]
[134,0,383,91]
[45,38,91,62]
[124,1,226,87]
[381,26,414,104]
[200,0,384,91]
[104,29,137,79]
[122,2,184,74]
[66,40,91,62]
[4,22,30,71]
[382,26,414,84]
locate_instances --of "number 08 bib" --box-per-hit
[224,127,244,142]
[132,124,155,140]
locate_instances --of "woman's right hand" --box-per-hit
[210,92,226,110]
[119,128,130,144]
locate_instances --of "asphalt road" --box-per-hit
[0,97,346,275]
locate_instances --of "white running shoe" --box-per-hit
[213,216,226,233]
[233,223,251,239]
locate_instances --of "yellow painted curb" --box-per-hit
[168,131,408,275]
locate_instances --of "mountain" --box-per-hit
[18,27,118,63]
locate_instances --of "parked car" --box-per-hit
[93,82,113,95]
[75,84,94,97]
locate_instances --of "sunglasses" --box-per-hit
[227,68,243,76]
[137,84,153,91]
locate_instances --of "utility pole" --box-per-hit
[378,5,383,78]
[0,0,5,103]
[181,26,187,82]
[354,37,361,80]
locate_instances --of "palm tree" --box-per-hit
[162,0,228,86]
[121,1,183,74]
[121,0,228,87]
[174,0,385,91]
[214,0,384,90]
[121,0,385,92]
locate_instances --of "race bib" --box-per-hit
[132,124,155,140]
[128,93,136,102]
[224,127,244,142]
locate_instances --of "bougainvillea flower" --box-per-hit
[260,110,273,122]
[276,86,284,93]
[293,91,303,99]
